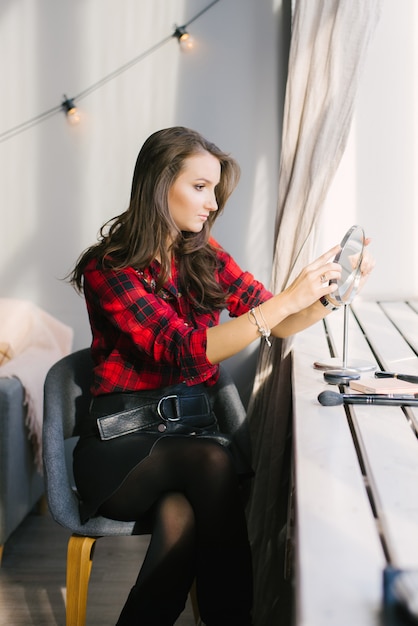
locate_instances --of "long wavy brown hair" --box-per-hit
[69,126,241,311]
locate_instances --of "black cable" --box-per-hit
[74,35,172,103]
[185,0,220,27]
[0,104,62,143]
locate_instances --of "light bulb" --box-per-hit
[179,32,195,51]
[61,95,81,125]
[173,25,195,52]
[66,106,81,125]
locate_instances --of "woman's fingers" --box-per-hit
[357,239,376,292]
[282,245,342,312]
[360,241,376,277]
[311,244,342,288]
[311,244,341,268]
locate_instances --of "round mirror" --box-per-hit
[327,224,364,306]
[313,224,375,378]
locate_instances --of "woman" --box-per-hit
[70,126,372,626]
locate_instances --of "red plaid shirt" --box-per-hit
[83,238,273,395]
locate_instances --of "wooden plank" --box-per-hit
[380,301,418,355]
[338,301,418,568]
[348,401,418,569]
[292,323,385,626]
[351,300,418,374]
[408,300,418,314]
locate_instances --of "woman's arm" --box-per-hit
[206,244,342,363]
[206,239,376,364]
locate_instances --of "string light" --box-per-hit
[61,95,81,125]
[173,26,195,51]
[0,0,220,143]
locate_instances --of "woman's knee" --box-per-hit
[197,441,236,482]
[155,492,195,540]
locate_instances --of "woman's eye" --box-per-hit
[195,184,205,191]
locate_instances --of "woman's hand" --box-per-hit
[357,237,376,293]
[280,244,342,315]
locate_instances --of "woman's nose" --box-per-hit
[205,192,218,211]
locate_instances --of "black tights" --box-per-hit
[99,437,253,626]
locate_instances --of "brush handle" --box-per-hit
[375,372,418,384]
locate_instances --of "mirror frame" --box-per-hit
[327,224,364,307]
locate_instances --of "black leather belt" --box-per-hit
[89,384,217,441]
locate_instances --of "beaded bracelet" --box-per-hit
[248,306,272,347]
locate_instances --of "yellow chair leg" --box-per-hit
[36,494,48,516]
[66,534,98,626]
[190,578,200,624]
[0,544,4,567]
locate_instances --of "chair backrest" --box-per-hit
[45,348,93,440]
[212,365,252,463]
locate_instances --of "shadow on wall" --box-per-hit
[174,0,291,399]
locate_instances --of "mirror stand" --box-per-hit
[314,303,376,375]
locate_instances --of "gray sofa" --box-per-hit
[0,376,44,562]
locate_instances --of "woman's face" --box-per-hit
[167,151,221,233]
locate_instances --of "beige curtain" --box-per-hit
[246,1,383,624]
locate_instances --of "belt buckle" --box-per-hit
[157,395,180,421]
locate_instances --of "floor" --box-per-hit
[0,510,196,625]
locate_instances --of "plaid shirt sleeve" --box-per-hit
[210,238,273,316]
[84,261,219,394]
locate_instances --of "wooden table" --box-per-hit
[291,300,418,626]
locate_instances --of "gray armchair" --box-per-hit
[0,377,44,563]
[43,347,251,626]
